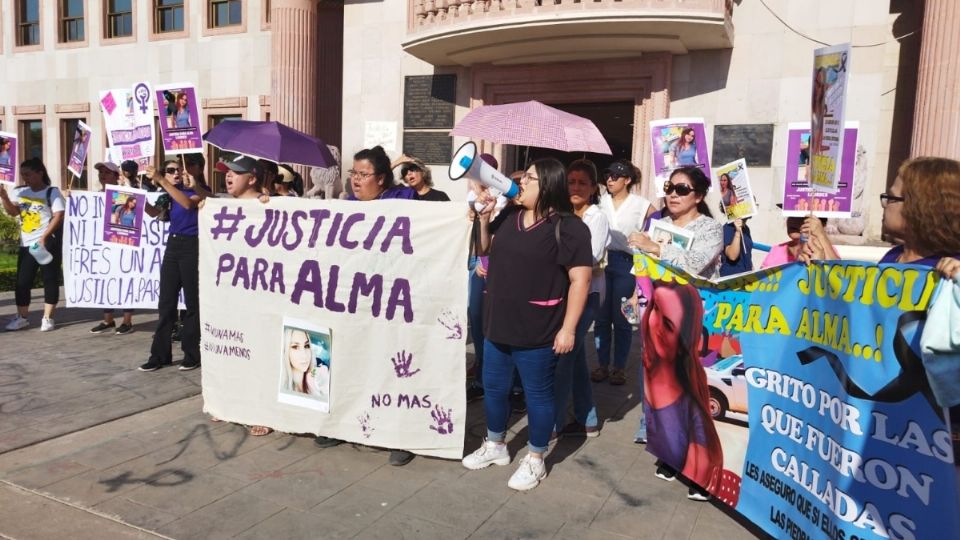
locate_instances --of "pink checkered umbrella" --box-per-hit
[450,100,612,155]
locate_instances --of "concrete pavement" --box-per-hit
[0,289,763,539]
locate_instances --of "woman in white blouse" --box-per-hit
[592,160,655,386]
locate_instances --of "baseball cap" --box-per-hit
[94,162,120,174]
[605,161,634,179]
[224,155,258,174]
[120,160,139,176]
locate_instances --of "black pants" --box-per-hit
[15,238,62,307]
[149,235,200,365]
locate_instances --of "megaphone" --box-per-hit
[449,141,519,199]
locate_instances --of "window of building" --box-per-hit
[61,118,88,190]
[155,0,185,33]
[209,0,242,28]
[17,0,41,47]
[18,119,43,162]
[207,114,242,193]
[59,0,85,43]
[106,0,133,39]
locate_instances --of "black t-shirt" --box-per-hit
[483,206,593,348]
[416,189,450,201]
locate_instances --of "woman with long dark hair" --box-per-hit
[642,281,724,500]
[670,128,698,167]
[0,158,65,331]
[461,158,593,491]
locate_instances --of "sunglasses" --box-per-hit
[663,181,695,196]
[165,167,182,175]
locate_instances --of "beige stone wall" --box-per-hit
[0,0,272,189]
[669,0,901,246]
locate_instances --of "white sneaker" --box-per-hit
[40,318,55,332]
[5,316,29,331]
[462,440,510,470]
[507,454,546,491]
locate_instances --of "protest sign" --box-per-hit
[810,43,851,193]
[155,83,203,154]
[100,82,156,168]
[66,121,93,179]
[633,253,959,540]
[650,117,711,197]
[103,186,147,247]
[783,122,858,217]
[648,219,694,252]
[64,191,180,309]
[0,131,17,185]
[715,159,757,221]
[199,198,470,459]
[363,121,398,152]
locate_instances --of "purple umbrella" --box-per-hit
[202,120,336,167]
[450,100,612,155]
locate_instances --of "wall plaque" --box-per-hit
[712,124,775,167]
[403,75,457,129]
[402,131,453,165]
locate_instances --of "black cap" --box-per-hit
[605,161,634,179]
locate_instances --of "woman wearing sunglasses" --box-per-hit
[138,160,208,372]
[629,167,722,279]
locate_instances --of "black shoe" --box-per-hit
[138,360,168,372]
[115,323,133,335]
[313,435,343,448]
[510,391,527,414]
[389,450,415,466]
[466,384,485,403]
[171,324,182,342]
[179,359,201,371]
[90,321,116,334]
[655,464,677,482]
[687,486,710,501]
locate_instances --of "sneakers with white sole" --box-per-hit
[507,454,546,491]
[5,315,29,331]
[462,440,510,470]
[40,318,55,332]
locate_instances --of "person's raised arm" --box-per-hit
[0,186,19,217]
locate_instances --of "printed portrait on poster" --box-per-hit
[277,318,332,413]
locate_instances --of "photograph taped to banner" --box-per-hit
[277,317,332,413]
[103,186,147,248]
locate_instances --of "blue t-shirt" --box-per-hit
[169,188,198,236]
[720,223,753,277]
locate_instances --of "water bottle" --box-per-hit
[621,297,640,326]
[29,242,53,265]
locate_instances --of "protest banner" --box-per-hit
[650,117,711,197]
[64,191,180,309]
[103,186,147,247]
[199,198,470,459]
[155,83,203,154]
[715,158,757,221]
[783,122,858,217]
[66,121,93,179]
[100,82,155,168]
[810,43,851,193]
[632,252,959,540]
[0,131,17,185]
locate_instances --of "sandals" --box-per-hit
[609,369,626,386]
[590,366,609,382]
[249,425,273,437]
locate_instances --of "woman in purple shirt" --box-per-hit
[346,146,416,201]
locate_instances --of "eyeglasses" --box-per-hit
[879,193,904,208]
[165,168,181,175]
[663,181,695,196]
[348,170,376,180]
[520,172,540,184]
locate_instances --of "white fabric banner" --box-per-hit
[199,198,470,460]
[63,191,173,309]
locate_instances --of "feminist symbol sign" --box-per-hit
[134,83,151,114]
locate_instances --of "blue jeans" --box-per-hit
[467,257,486,385]
[554,292,599,432]
[594,251,635,370]
[483,341,557,453]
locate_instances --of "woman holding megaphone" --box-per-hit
[461,158,593,491]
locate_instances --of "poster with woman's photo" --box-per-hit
[648,219,695,252]
[0,131,17,185]
[100,83,155,165]
[810,43,850,193]
[714,159,757,222]
[155,83,203,154]
[650,118,711,197]
[277,318,332,413]
[67,121,93,178]
[783,122,857,218]
[103,186,146,247]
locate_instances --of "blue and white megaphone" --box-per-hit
[449,141,519,198]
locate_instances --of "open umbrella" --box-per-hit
[203,120,336,167]
[449,100,612,155]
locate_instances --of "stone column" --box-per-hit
[271,0,318,139]
[910,0,960,159]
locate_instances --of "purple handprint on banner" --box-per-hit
[429,405,454,435]
[358,412,374,439]
[437,309,463,340]
[391,350,421,379]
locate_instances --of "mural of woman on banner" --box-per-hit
[642,281,724,500]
